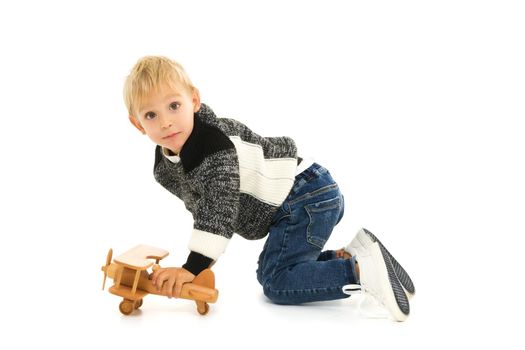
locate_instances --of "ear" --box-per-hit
[192,88,201,113]
[129,115,146,134]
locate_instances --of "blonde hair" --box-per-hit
[123,56,196,118]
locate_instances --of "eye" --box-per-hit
[169,102,180,111]
[144,111,156,120]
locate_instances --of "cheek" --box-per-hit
[143,124,160,137]
[144,128,161,141]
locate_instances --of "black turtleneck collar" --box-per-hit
[164,103,234,173]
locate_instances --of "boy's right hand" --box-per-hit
[149,266,196,299]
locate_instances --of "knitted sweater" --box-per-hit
[153,103,313,275]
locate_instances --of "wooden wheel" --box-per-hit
[197,302,209,315]
[119,299,134,315]
[134,299,143,309]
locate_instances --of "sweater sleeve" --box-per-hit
[182,147,240,274]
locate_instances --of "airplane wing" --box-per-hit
[114,244,169,270]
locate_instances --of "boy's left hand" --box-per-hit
[150,267,195,299]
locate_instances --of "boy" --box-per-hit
[124,56,415,321]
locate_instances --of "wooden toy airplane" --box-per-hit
[101,244,218,316]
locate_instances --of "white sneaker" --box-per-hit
[350,228,416,298]
[342,228,410,322]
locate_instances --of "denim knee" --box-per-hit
[262,282,298,305]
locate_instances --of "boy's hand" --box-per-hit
[150,267,195,299]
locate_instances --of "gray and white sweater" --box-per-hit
[153,103,314,275]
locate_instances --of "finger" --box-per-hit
[162,278,172,297]
[149,267,159,280]
[174,279,183,299]
[151,269,159,288]
[166,276,177,298]
[155,270,169,292]
[151,268,163,285]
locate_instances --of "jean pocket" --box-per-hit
[271,205,289,225]
[305,195,341,249]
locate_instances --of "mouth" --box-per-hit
[163,132,180,139]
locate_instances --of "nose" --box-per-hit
[158,113,172,129]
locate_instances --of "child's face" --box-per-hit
[129,84,200,155]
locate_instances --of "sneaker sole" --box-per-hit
[361,228,416,297]
[352,233,410,322]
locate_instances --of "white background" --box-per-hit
[1,0,524,348]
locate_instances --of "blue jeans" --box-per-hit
[256,162,359,304]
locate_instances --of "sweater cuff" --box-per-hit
[188,228,230,259]
[182,251,214,276]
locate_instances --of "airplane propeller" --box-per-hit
[101,248,113,291]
